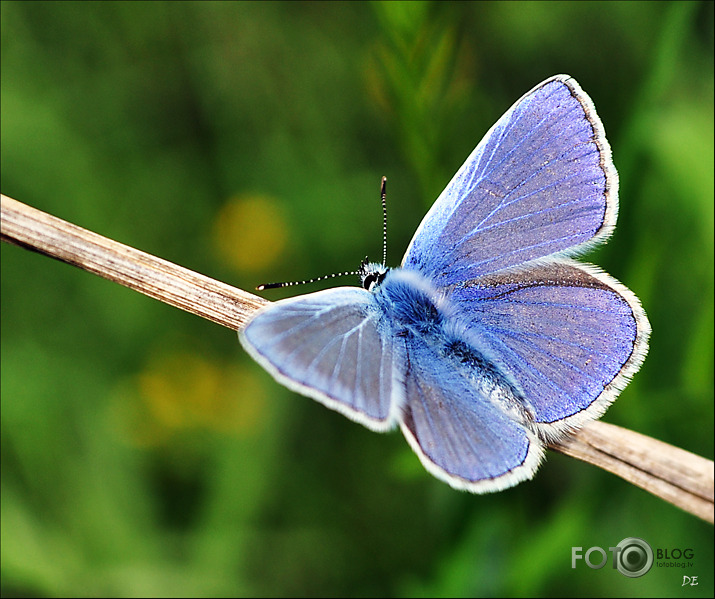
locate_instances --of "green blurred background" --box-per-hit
[2,1,713,597]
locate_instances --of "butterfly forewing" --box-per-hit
[240,288,403,431]
[402,75,617,285]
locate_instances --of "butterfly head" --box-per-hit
[359,257,389,292]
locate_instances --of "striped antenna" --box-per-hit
[257,258,368,291]
[257,177,389,291]
[380,176,388,266]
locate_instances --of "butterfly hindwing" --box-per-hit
[403,75,617,285]
[447,260,650,438]
[398,327,543,492]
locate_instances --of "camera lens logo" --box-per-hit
[615,537,654,578]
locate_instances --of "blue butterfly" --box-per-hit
[240,75,650,493]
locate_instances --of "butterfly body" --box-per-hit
[240,75,650,492]
[373,267,532,427]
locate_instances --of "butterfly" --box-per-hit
[239,75,650,493]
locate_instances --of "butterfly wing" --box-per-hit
[448,260,650,438]
[399,330,543,493]
[402,75,617,285]
[240,288,403,431]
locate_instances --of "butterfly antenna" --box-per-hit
[258,177,388,291]
[380,176,388,266]
[257,258,369,291]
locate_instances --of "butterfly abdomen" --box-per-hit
[377,269,535,427]
[442,337,535,427]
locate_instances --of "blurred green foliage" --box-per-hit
[1,1,712,597]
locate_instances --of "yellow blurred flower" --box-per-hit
[212,193,289,273]
[114,350,268,447]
